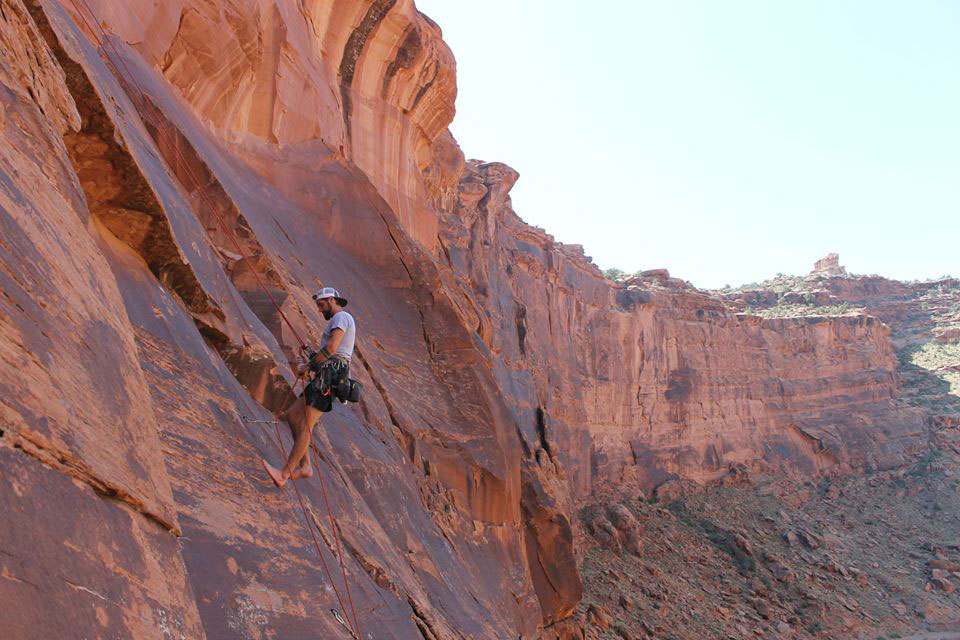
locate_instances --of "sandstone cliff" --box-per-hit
[440,179,929,500]
[0,2,935,639]
[721,257,960,427]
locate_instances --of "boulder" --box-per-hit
[930,558,960,573]
[653,479,702,504]
[605,503,644,556]
[590,515,622,552]
[639,268,670,279]
[751,598,770,619]
[586,604,611,631]
[797,530,822,550]
[927,577,955,593]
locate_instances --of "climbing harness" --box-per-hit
[304,349,364,408]
[304,358,363,411]
[62,0,365,635]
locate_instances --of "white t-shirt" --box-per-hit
[320,310,355,363]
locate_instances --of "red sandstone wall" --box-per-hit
[69,0,461,248]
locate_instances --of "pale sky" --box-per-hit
[415,0,959,289]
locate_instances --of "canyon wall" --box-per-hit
[0,1,929,638]
[721,263,960,415]
[439,162,929,503]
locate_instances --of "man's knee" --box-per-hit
[305,405,323,427]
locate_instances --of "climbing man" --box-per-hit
[262,287,356,488]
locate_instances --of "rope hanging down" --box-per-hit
[63,1,364,636]
[243,362,362,638]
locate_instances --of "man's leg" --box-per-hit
[286,396,321,480]
[262,395,322,487]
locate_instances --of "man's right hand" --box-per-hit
[307,348,331,372]
[295,346,317,372]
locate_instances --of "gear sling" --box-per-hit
[304,356,362,412]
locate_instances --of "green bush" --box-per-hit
[603,267,625,281]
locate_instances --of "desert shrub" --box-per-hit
[603,267,625,281]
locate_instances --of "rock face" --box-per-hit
[810,252,848,277]
[441,162,926,498]
[721,270,960,417]
[0,1,935,638]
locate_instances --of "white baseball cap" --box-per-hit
[312,287,348,307]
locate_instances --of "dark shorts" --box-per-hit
[304,358,349,412]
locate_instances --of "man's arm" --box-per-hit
[307,328,344,370]
[324,328,345,356]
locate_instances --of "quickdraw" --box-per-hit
[332,608,360,639]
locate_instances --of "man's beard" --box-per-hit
[322,308,333,320]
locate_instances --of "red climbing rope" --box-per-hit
[236,372,357,637]
[310,444,362,637]
[265,370,363,639]
[62,1,364,636]
[236,375,363,639]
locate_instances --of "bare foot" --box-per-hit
[261,459,288,488]
[290,462,313,480]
